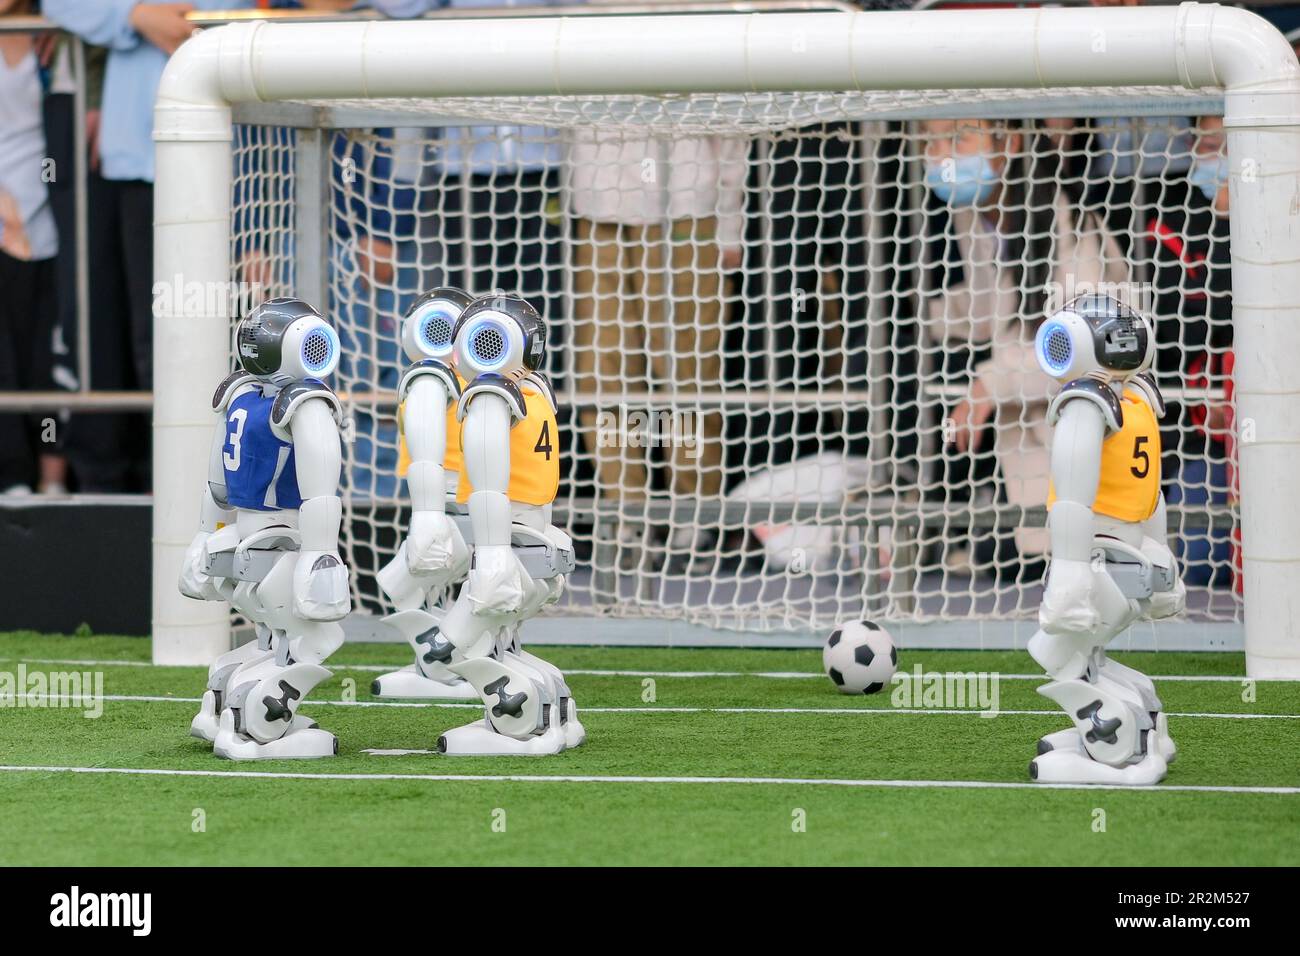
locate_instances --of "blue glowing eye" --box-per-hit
[301,327,337,374]
[465,319,509,371]
[417,306,456,356]
[1038,322,1073,375]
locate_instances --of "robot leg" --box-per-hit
[212,556,344,760]
[432,596,567,756]
[372,539,476,699]
[190,623,274,742]
[508,631,586,750]
[372,606,478,701]
[1098,655,1176,763]
[1028,567,1168,785]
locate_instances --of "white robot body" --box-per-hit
[380,293,584,753]
[372,290,479,700]
[178,298,351,760]
[1026,295,1184,786]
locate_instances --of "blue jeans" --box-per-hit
[1165,456,1233,588]
[333,239,428,501]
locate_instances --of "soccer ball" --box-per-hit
[823,621,897,695]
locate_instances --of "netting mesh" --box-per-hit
[230,90,1240,634]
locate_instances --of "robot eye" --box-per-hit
[422,313,455,354]
[414,304,457,357]
[301,327,336,375]
[467,322,507,369]
[1038,322,1073,375]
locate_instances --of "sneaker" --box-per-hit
[1,484,33,497]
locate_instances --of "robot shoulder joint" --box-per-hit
[398,359,461,406]
[271,378,343,430]
[456,372,526,425]
[1129,371,1166,418]
[1047,378,1123,432]
[212,370,259,412]
[521,371,558,415]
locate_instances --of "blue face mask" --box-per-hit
[925,154,999,206]
[1189,155,1229,202]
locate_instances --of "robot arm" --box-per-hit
[179,416,238,601]
[286,396,351,622]
[1141,492,1187,619]
[461,382,528,616]
[1040,398,1107,636]
[401,367,468,575]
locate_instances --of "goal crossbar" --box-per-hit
[151,4,1300,676]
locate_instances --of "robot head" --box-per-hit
[401,287,473,363]
[452,294,546,380]
[1034,294,1155,384]
[236,297,340,384]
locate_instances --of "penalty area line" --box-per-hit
[5,657,1269,684]
[17,693,1300,720]
[0,763,1295,795]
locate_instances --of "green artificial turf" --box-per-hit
[0,631,1296,866]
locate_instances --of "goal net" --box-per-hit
[228,86,1241,644]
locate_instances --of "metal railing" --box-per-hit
[0,2,858,414]
[0,0,1270,419]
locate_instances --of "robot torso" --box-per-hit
[1049,385,1161,524]
[222,386,303,512]
[452,379,560,508]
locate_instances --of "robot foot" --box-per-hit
[436,712,568,756]
[212,709,337,761]
[1029,747,1168,786]
[560,697,587,750]
[1035,712,1176,764]
[190,690,222,742]
[370,664,478,700]
[191,646,280,742]
[192,691,318,743]
[1035,726,1087,757]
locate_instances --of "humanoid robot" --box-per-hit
[371,288,477,700]
[381,293,585,755]
[1028,294,1186,785]
[179,297,352,760]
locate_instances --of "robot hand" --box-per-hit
[179,531,220,601]
[1040,558,1099,637]
[405,511,468,576]
[293,551,352,621]
[467,544,527,617]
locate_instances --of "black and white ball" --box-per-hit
[823,621,897,695]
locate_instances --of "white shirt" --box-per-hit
[0,49,57,261]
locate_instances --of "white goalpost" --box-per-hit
[151,4,1300,677]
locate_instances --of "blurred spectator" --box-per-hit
[42,0,373,492]
[428,0,564,314]
[332,0,565,500]
[1148,114,1235,587]
[921,118,1132,583]
[0,0,61,495]
[566,115,745,567]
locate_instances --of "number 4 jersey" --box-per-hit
[397,378,560,508]
[222,388,303,511]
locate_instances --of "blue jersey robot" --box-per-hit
[179,297,352,760]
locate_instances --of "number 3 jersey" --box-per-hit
[222,388,303,511]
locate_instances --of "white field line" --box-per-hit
[2,657,1269,684]
[0,763,1295,795]
[14,693,1300,720]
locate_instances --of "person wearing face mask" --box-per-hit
[918,118,1134,587]
[1145,114,1235,589]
